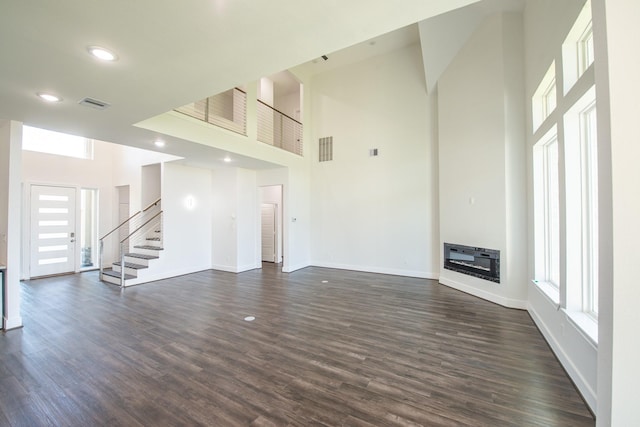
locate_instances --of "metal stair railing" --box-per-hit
[117,211,163,286]
[99,198,162,286]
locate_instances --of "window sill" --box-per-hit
[532,279,560,306]
[563,309,598,347]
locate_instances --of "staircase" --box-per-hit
[99,199,163,287]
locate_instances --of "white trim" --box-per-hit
[439,276,527,309]
[528,302,597,413]
[281,263,310,273]
[312,261,438,280]
[531,279,560,306]
[564,308,598,346]
[3,315,23,330]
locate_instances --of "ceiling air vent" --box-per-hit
[78,97,110,110]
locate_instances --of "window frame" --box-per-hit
[533,126,561,300]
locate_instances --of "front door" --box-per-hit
[30,185,76,277]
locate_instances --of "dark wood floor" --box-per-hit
[0,265,594,426]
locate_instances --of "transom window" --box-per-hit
[22,126,94,160]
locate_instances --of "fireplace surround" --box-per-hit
[443,243,500,283]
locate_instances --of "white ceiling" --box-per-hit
[0,0,485,169]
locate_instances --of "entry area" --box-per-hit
[28,184,99,278]
[29,185,76,277]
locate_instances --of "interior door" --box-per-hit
[261,203,276,262]
[30,185,76,277]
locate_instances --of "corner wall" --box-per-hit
[438,12,528,308]
[309,43,439,278]
[211,167,260,273]
[0,120,23,329]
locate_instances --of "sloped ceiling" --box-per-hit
[419,0,525,93]
[0,0,486,169]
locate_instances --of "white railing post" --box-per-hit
[120,241,125,287]
[99,239,103,279]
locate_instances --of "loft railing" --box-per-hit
[174,88,247,135]
[99,198,162,286]
[257,100,303,156]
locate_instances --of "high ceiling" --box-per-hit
[0,0,482,169]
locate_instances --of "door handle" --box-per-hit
[70,239,75,242]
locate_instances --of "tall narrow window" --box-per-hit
[564,87,598,321]
[80,189,98,269]
[533,128,560,296]
[580,103,598,317]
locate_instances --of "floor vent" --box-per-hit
[319,136,333,162]
[78,97,110,110]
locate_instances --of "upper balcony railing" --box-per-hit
[257,100,303,156]
[175,88,247,136]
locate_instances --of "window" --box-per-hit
[80,189,99,269]
[562,0,593,93]
[580,103,598,317]
[578,23,594,75]
[565,89,598,319]
[533,127,560,298]
[532,62,557,131]
[22,126,94,159]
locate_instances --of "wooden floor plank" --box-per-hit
[0,265,594,426]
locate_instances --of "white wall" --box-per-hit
[593,0,640,424]
[237,168,259,271]
[427,0,528,303]
[211,168,238,271]
[0,120,23,330]
[438,12,527,308]
[141,163,161,208]
[211,167,260,273]
[275,90,302,121]
[147,162,213,279]
[309,43,438,278]
[112,144,181,214]
[522,0,598,412]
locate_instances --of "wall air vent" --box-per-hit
[319,136,333,162]
[78,97,110,110]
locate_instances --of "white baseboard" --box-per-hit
[311,261,438,280]
[124,265,212,286]
[527,303,597,413]
[439,276,527,309]
[3,315,23,330]
[282,263,310,273]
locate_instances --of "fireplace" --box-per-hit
[443,243,500,283]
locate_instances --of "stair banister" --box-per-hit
[120,211,163,244]
[100,211,141,241]
[98,198,162,286]
[142,197,161,212]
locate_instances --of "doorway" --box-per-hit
[29,185,76,277]
[261,203,277,262]
[260,185,283,264]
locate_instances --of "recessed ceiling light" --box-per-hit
[223,156,231,163]
[154,140,165,147]
[87,46,118,61]
[37,92,62,102]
